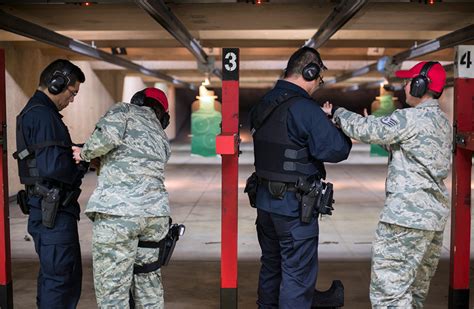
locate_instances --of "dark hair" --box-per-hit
[284,47,326,78]
[38,59,85,88]
[427,89,442,99]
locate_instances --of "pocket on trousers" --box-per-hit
[290,223,319,241]
[41,241,79,277]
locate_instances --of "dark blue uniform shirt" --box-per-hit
[255,80,352,217]
[19,90,82,216]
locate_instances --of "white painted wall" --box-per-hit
[122,76,146,103]
[62,61,115,143]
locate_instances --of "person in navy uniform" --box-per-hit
[14,59,86,308]
[249,47,352,309]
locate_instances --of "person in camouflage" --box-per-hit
[328,61,452,308]
[72,87,171,308]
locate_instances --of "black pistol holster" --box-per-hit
[130,219,185,309]
[16,190,30,215]
[244,172,258,208]
[296,177,335,223]
[133,218,186,274]
[34,183,61,229]
[159,222,186,267]
[296,177,323,223]
[319,182,335,216]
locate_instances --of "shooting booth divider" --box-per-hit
[216,48,240,309]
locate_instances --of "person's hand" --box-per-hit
[71,146,82,164]
[363,108,369,117]
[322,101,333,116]
[322,101,340,118]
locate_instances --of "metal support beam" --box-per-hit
[326,24,474,86]
[305,0,368,49]
[449,78,473,309]
[219,48,240,309]
[0,9,195,90]
[342,80,385,92]
[135,0,222,79]
[325,63,378,86]
[392,25,474,65]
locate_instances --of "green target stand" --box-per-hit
[191,86,222,157]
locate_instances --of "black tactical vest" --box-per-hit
[13,105,69,185]
[251,92,325,183]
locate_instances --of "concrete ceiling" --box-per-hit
[0,0,473,89]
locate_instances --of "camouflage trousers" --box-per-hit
[92,213,169,309]
[370,222,443,309]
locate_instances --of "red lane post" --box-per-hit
[219,48,240,309]
[0,49,13,308]
[449,78,473,308]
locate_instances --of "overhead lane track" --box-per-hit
[324,24,474,86]
[0,9,196,90]
[135,0,222,80]
[304,0,368,49]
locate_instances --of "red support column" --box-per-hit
[449,78,473,308]
[0,49,13,308]
[218,48,240,309]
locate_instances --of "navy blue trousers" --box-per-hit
[256,208,319,309]
[28,207,82,309]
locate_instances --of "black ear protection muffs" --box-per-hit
[302,62,321,81]
[130,90,170,129]
[48,63,74,95]
[410,61,436,98]
[160,112,170,130]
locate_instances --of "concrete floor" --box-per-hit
[8,143,474,308]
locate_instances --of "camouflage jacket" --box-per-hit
[334,99,452,231]
[81,102,171,218]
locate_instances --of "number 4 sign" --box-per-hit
[455,45,474,78]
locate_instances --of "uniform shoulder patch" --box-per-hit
[380,116,399,127]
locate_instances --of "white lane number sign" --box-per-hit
[455,45,474,78]
[224,52,237,72]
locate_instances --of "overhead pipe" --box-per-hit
[325,24,474,86]
[305,0,368,49]
[135,0,222,80]
[0,9,196,90]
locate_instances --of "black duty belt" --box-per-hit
[259,178,298,192]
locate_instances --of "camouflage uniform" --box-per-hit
[334,98,452,308]
[81,102,171,308]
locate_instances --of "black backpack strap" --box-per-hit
[251,92,301,136]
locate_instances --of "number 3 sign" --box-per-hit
[223,48,239,81]
[455,45,473,78]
